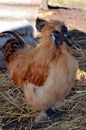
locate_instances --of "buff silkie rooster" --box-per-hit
[1,20,78,122]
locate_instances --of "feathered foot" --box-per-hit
[34,111,50,123]
[51,101,64,112]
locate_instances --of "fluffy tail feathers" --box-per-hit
[0,31,26,63]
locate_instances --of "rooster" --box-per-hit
[1,21,78,122]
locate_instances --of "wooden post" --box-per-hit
[39,0,48,11]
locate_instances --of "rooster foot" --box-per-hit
[34,111,50,123]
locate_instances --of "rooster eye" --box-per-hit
[52,30,59,34]
[50,30,59,36]
[61,25,67,33]
[54,30,59,34]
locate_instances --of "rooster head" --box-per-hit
[50,25,68,45]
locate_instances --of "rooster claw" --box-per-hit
[50,106,58,112]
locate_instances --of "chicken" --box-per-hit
[1,21,78,122]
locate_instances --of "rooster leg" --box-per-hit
[51,100,64,112]
[34,111,50,123]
